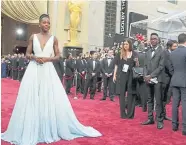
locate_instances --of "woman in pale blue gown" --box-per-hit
[1,14,101,145]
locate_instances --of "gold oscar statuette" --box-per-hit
[64,0,82,47]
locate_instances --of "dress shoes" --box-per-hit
[110,98,114,102]
[164,116,172,121]
[90,95,95,100]
[142,107,147,112]
[172,127,178,132]
[182,131,186,136]
[100,97,106,101]
[121,116,127,119]
[141,119,155,125]
[157,122,164,129]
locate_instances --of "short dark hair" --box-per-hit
[150,33,159,37]
[78,53,83,57]
[90,51,96,55]
[67,53,72,59]
[178,33,186,44]
[39,14,50,22]
[166,40,177,48]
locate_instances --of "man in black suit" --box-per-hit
[100,50,115,101]
[76,53,86,94]
[12,54,19,80]
[53,55,64,82]
[142,33,165,129]
[65,53,74,94]
[170,33,186,136]
[136,48,148,112]
[162,40,177,121]
[18,54,26,81]
[83,51,100,100]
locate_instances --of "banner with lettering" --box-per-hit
[120,0,127,36]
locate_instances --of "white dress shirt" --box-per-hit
[93,60,95,70]
[108,58,111,66]
[151,46,158,57]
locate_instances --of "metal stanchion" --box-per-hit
[18,68,20,81]
[73,70,78,100]
[11,67,13,79]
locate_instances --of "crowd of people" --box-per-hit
[1,13,186,145]
[65,32,184,135]
[2,32,185,135]
[1,53,28,81]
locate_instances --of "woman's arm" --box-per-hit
[26,35,35,60]
[114,65,118,77]
[113,65,118,83]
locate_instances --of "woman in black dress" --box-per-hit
[113,38,138,119]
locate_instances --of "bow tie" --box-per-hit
[151,48,155,52]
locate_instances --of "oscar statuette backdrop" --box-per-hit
[63,0,83,58]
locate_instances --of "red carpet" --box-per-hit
[1,78,186,145]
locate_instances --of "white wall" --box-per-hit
[88,0,105,50]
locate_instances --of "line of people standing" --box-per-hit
[1,53,28,81]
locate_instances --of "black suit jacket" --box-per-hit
[18,57,25,68]
[143,46,165,83]
[101,57,115,78]
[162,49,172,84]
[12,58,18,69]
[86,59,100,79]
[138,51,146,67]
[170,45,186,87]
[76,59,86,73]
[65,59,74,76]
[53,57,64,78]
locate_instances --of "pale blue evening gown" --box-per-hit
[1,34,102,145]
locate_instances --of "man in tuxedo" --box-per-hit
[65,53,74,94]
[170,33,186,136]
[162,40,177,121]
[142,33,165,129]
[96,55,102,92]
[136,47,148,112]
[18,54,26,81]
[100,50,115,101]
[83,51,100,100]
[76,53,86,94]
[5,54,12,78]
[12,54,19,80]
[53,53,64,82]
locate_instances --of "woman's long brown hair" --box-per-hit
[120,38,133,60]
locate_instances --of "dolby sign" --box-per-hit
[120,0,127,36]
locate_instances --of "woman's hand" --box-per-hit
[35,57,52,64]
[35,57,44,64]
[134,58,139,67]
[40,57,51,63]
[113,75,117,83]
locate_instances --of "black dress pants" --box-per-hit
[119,75,135,119]
[138,80,147,111]
[147,83,163,122]
[84,76,97,98]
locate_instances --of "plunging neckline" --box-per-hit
[35,34,53,52]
